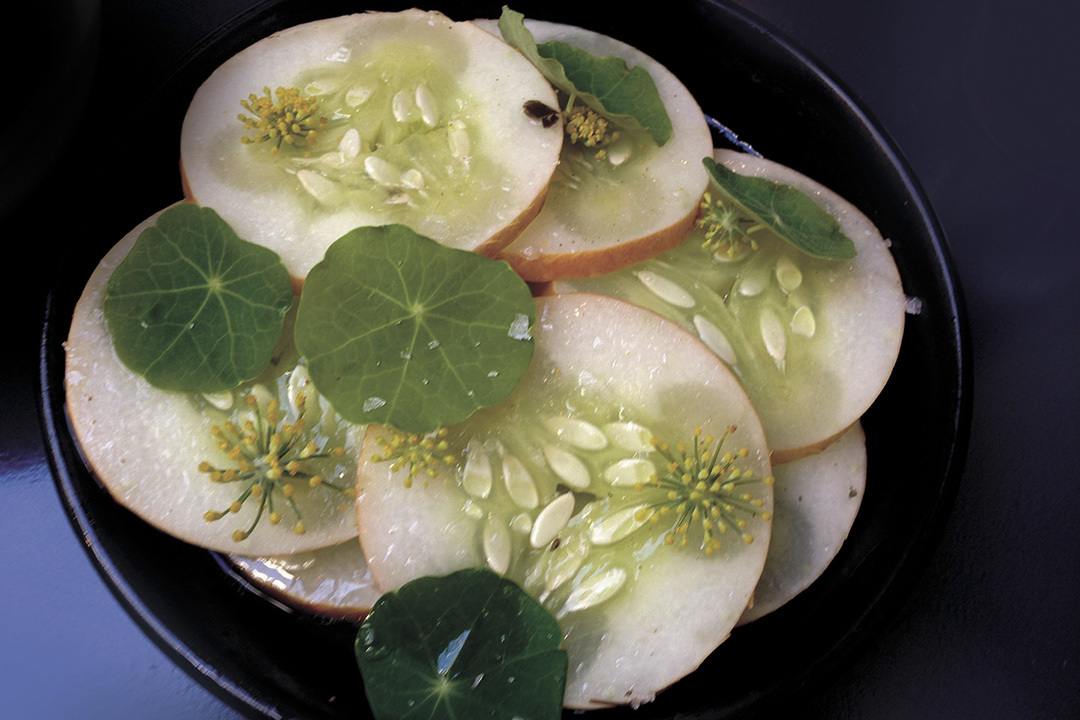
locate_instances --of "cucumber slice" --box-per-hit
[473,18,713,282]
[180,10,563,279]
[356,293,773,709]
[556,150,906,458]
[65,207,362,555]
[229,540,379,620]
[738,422,866,624]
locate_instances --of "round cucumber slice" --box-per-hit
[473,18,713,282]
[65,207,363,555]
[229,540,379,620]
[356,293,773,709]
[181,9,563,279]
[556,150,906,459]
[738,422,866,624]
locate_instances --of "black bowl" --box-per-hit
[39,1,971,718]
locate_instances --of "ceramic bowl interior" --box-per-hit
[39,1,970,718]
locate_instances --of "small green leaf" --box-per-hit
[294,225,536,433]
[499,6,672,146]
[356,568,567,720]
[703,156,857,259]
[103,203,293,393]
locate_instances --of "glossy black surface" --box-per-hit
[7,1,1078,719]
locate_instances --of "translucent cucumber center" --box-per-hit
[547,124,660,224]
[243,40,500,221]
[562,227,836,405]
[375,383,769,620]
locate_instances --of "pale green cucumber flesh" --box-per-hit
[545,126,662,229]
[238,39,500,223]
[415,395,764,615]
[561,230,834,422]
[557,197,904,455]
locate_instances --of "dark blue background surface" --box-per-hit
[4,0,1077,718]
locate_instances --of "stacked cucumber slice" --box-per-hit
[65,206,365,555]
[556,150,906,461]
[63,7,905,715]
[230,540,381,620]
[738,422,867,624]
[473,17,714,282]
[356,293,773,708]
[180,9,564,280]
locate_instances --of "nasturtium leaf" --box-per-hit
[355,568,567,720]
[499,6,672,146]
[293,225,536,433]
[102,203,293,393]
[704,156,857,259]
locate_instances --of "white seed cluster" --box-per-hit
[372,407,769,620]
[489,417,766,616]
[631,246,821,373]
[245,77,470,209]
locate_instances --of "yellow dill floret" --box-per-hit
[238,86,329,155]
[637,425,770,557]
[199,388,352,541]
[373,426,456,487]
[564,104,615,148]
[696,192,765,259]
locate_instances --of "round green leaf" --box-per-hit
[103,203,294,392]
[294,225,536,433]
[355,568,567,720]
